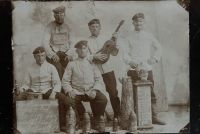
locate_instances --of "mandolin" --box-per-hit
[93,20,125,64]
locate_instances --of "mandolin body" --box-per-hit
[93,39,118,64]
[93,20,124,64]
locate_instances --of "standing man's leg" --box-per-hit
[147,71,166,125]
[46,52,69,80]
[46,57,65,80]
[57,51,69,69]
[102,71,121,118]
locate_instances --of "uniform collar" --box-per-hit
[77,57,88,61]
[134,29,144,33]
[34,60,48,67]
[89,35,99,38]
[54,21,65,27]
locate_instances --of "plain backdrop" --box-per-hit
[12,1,189,107]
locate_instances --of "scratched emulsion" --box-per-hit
[16,100,59,133]
[12,1,189,133]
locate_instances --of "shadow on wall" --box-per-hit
[170,61,189,105]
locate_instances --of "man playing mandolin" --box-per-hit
[86,19,122,121]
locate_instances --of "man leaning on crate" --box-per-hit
[123,13,166,125]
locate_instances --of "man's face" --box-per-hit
[89,23,101,37]
[54,12,65,24]
[76,45,88,58]
[34,52,46,65]
[132,18,145,31]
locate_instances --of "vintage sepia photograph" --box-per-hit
[12,0,189,133]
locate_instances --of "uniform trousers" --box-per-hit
[102,71,121,117]
[46,51,69,80]
[58,90,107,129]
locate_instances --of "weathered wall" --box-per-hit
[13,1,189,106]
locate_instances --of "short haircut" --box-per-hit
[132,13,144,21]
[53,6,65,14]
[88,19,100,26]
[32,46,45,54]
[74,40,88,49]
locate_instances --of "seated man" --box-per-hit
[16,46,61,100]
[59,40,107,132]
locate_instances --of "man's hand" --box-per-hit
[52,54,60,63]
[87,90,97,100]
[135,66,140,72]
[147,58,157,65]
[66,55,73,61]
[129,61,138,69]
[68,90,78,99]
[26,89,33,92]
[49,91,56,99]
[15,89,21,96]
[15,87,26,96]
[94,53,108,61]
[112,32,118,40]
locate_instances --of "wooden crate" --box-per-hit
[133,80,153,129]
[16,100,59,133]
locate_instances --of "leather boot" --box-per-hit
[152,102,166,125]
[92,116,100,131]
[57,93,69,132]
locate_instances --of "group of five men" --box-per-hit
[16,5,165,132]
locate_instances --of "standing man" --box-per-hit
[43,6,73,80]
[86,19,121,120]
[59,40,107,131]
[123,13,166,125]
[16,46,61,100]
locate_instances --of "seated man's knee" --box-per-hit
[104,96,108,105]
[57,93,73,106]
[98,91,108,105]
[102,95,107,104]
[57,92,66,101]
[15,92,27,101]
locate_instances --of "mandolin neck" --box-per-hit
[115,23,122,33]
[111,20,124,42]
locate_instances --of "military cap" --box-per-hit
[132,13,144,21]
[53,6,65,14]
[88,19,100,26]
[74,40,88,49]
[32,46,45,54]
